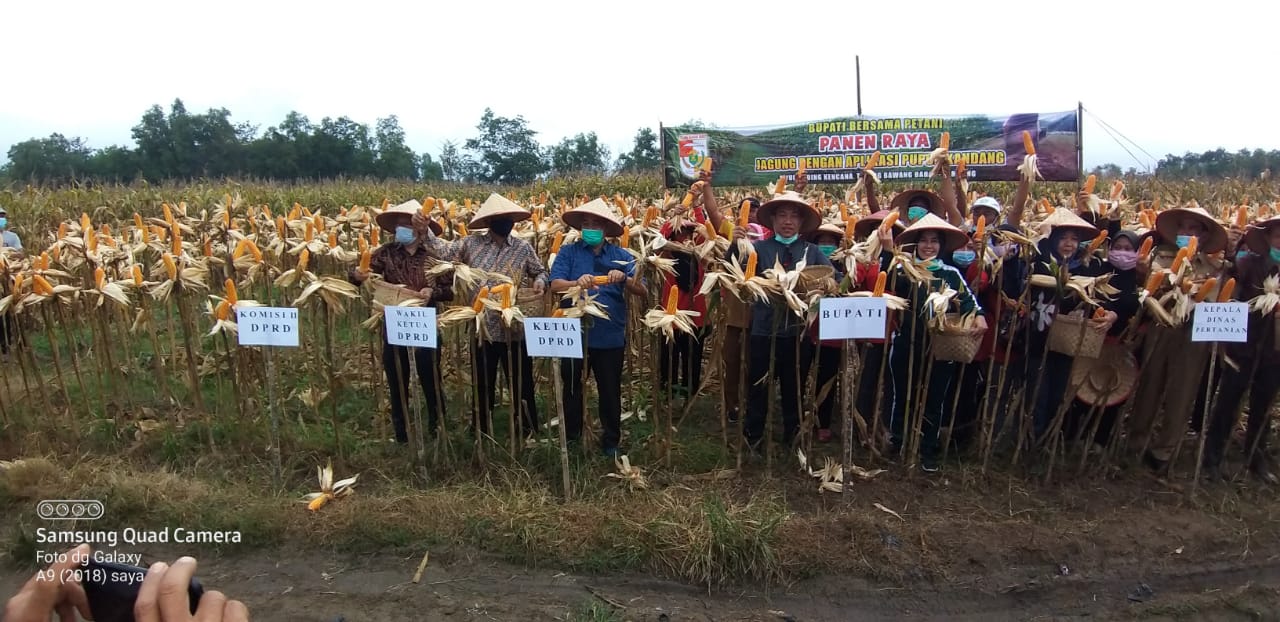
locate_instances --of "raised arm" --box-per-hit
[1006,177,1031,227]
[937,160,963,226]
[413,212,467,262]
[696,170,729,238]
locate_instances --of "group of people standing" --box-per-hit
[350,167,1280,481]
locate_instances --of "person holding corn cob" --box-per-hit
[1022,210,1118,442]
[731,189,834,450]
[351,200,452,444]
[657,170,729,401]
[851,212,905,441]
[1202,216,1280,482]
[550,199,646,457]
[1126,206,1228,472]
[417,193,548,438]
[803,221,850,442]
[878,214,985,472]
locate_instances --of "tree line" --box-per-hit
[1089,148,1279,180]
[1,100,663,186]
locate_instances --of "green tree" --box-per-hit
[549,132,610,175]
[419,152,445,182]
[439,140,476,183]
[373,115,418,180]
[463,108,548,184]
[614,127,661,173]
[4,134,94,184]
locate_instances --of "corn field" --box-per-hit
[0,172,1277,498]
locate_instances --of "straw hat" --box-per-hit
[562,199,625,237]
[1037,208,1098,239]
[758,191,821,234]
[469,193,531,229]
[1243,215,1280,255]
[854,210,907,240]
[1071,343,1139,407]
[889,189,944,215]
[376,200,442,235]
[807,221,846,242]
[1155,206,1228,254]
[896,213,969,252]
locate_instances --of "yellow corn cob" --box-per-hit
[223,210,232,229]
[745,252,758,279]
[314,214,325,233]
[233,239,248,260]
[305,222,314,243]
[956,157,967,177]
[171,227,182,256]
[872,271,887,297]
[845,217,856,242]
[131,265,143,287]
[532,209,542,228]
[33,275,54,296]
[277,216,287,238]
[203,238,213,257]
[1022,130,1035,156]
[1194,278,1217,303]
[551,232,564,255]
[262,205,272,219]
[358,249,371,273]
[79,213,91,233]
[1217,277,1237,302]
[1144,270,1164,294]
[371,227,380,246]
[739,200,751,228]
[797,157,805,175]
[681,190,695,207]
[290,203,302,220]
[939,132,950,151]
[50,247,60,262]
[1139,211,1154,230]
[700,156,713,173]
[86,229,98,253]
[664,286,680,315]
[39,252,49,271]
[1180,279,1193,295]
[472,286,490,313]
[1237,206,1250,228]
[328,231,338,249]
[92,267,105,290]
[539,191,548,205]
[1170,248,1189,273]
[1087,230,1108,254]
[162,253,177,280]
[423,197,436,212]
[57,222,67,240]
[297,249,310,272]
[1083,174,1097,194]
[162,203,174,224]
[380,198,389,212]
[12,274,23,293]
[133,213,145,231]
[879,212,899,232]
[247,240,263,263]
[592,275,611,286]
[551,308,565,318]
[1185,235,1198,258]
[357,234,368,254]
[774,176,786,195]
[215,300,231,321]
[225,278,238,305]
[501,286,512,309]
[620,227,631,249]
[704,220,717,240]
[447,202,456,219]
[458,222,468,236]
[1138,236,1154,261]
[866,150,881,171]
[839,202,849,221]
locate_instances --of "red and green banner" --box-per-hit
[661,110,1081,188]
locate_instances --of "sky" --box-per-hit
[2,0,1275,174]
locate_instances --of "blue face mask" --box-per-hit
[774,233,799,245]
[1271,246,1280,263]
[395,226,415,245]
[1175,235,1194,249]
[1237,249,1251,261]
[818,244,837,257]
[581,228,604,246]
[0,217,8,228]
[908,206,928,222]
[952,250,977,267]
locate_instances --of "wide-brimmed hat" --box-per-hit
[853,209,907,240]
[807,221,846,242]
[376,200,442,235]
[758,191,821,234]
[469,193,531,229]
[889,189,944,216]
[1243,216,1280,255]
[562,199,625,237]
[1071,343,1139,407]
[896,213,969,252]
[1155,206,1229,254]
[1038,208,1098,239]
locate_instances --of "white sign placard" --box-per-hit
[384,306,438,348]
[523,317,583,359]
[237,307,300,347]
[818,297,888,341]
[1192,302,1249,343]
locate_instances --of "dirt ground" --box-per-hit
[3,539,1278,621]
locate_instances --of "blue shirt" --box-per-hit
[549,241,635,349]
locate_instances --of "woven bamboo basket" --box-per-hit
[930,314,982,363]
[1047,312,1105,359]
[372,280,424,307]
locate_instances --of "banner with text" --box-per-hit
[661,110,1081,187]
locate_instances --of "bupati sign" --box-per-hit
[661,110,1081,187]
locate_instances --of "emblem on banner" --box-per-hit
[677,133,709,178]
